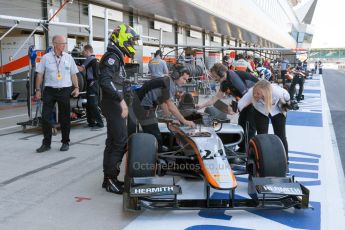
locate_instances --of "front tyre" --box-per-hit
[247,134,287,177]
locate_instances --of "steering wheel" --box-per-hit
[212,119,223,132]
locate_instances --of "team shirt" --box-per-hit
[238,84,290,116]
[36,51,78,88]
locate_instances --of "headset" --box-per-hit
[171,64,189,80]
[217,68,226,78]
[211,63,227,79]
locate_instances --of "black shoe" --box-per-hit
[102,177,124,188]
[103,177,124,194]
[91,124,104,131]
[60,143,69,151]
[36,144,51,153]
[88,123,96,127]
[96,123,104,128]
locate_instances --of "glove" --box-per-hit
[231,100,238,113]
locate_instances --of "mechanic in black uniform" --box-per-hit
[288,61,305,102]
[197,63,258,152]
[132,64,196,152]
[98,24,140,194]
[77,44,104,129]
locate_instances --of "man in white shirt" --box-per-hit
[35,35,79,153]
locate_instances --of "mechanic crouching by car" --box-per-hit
[98,23,140,194]
[132,64,196,152]
[196,63,258,153]
[237,80,290,160]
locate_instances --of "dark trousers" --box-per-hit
[42,87,71,145]
[101,99,127,178]
[289,76,305,101]
[254,109,288,158]
[281,70,287,86]
[86,81,103,125]
[238,104,256,151]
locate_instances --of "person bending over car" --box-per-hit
[197,63,258,152]
[132,64,196,151]
[237,80,290,160]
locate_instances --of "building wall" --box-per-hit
[0,0,299,99]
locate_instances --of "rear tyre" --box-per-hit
[247,134,287,177]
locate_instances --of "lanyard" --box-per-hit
[54,55,62,73]
[54,55,63,80]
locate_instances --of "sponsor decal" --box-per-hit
[213,173,232,183]
[256,183,303,195]
[130,184,181,197]
[107,57,115,65]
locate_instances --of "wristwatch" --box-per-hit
[35,88,40,92]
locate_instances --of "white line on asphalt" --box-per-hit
[0,125,19,131]
[0,114,27,120]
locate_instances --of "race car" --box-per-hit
[123,104,309,211]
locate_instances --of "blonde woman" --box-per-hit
[237,80,290,159]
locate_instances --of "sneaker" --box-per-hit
[60,143,69,151]
[103,177,124,194]
[102,177,124,188]
[36,144,51,153]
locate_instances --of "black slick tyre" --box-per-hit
[247,134,287,177]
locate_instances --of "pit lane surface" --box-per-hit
[0,72,345,230]
[322,69,345,177]
[122,73,345,230]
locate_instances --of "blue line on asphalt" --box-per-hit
[303,89,321,94]
[289,163,319,170]
[289,171,318,179]
[248,201,321,230]
[289,157,319,163]
[289,151,321,158]
[185,225,253,230]
[236,177,248,183]
[287,111,322,127]
[301,180,321,186]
